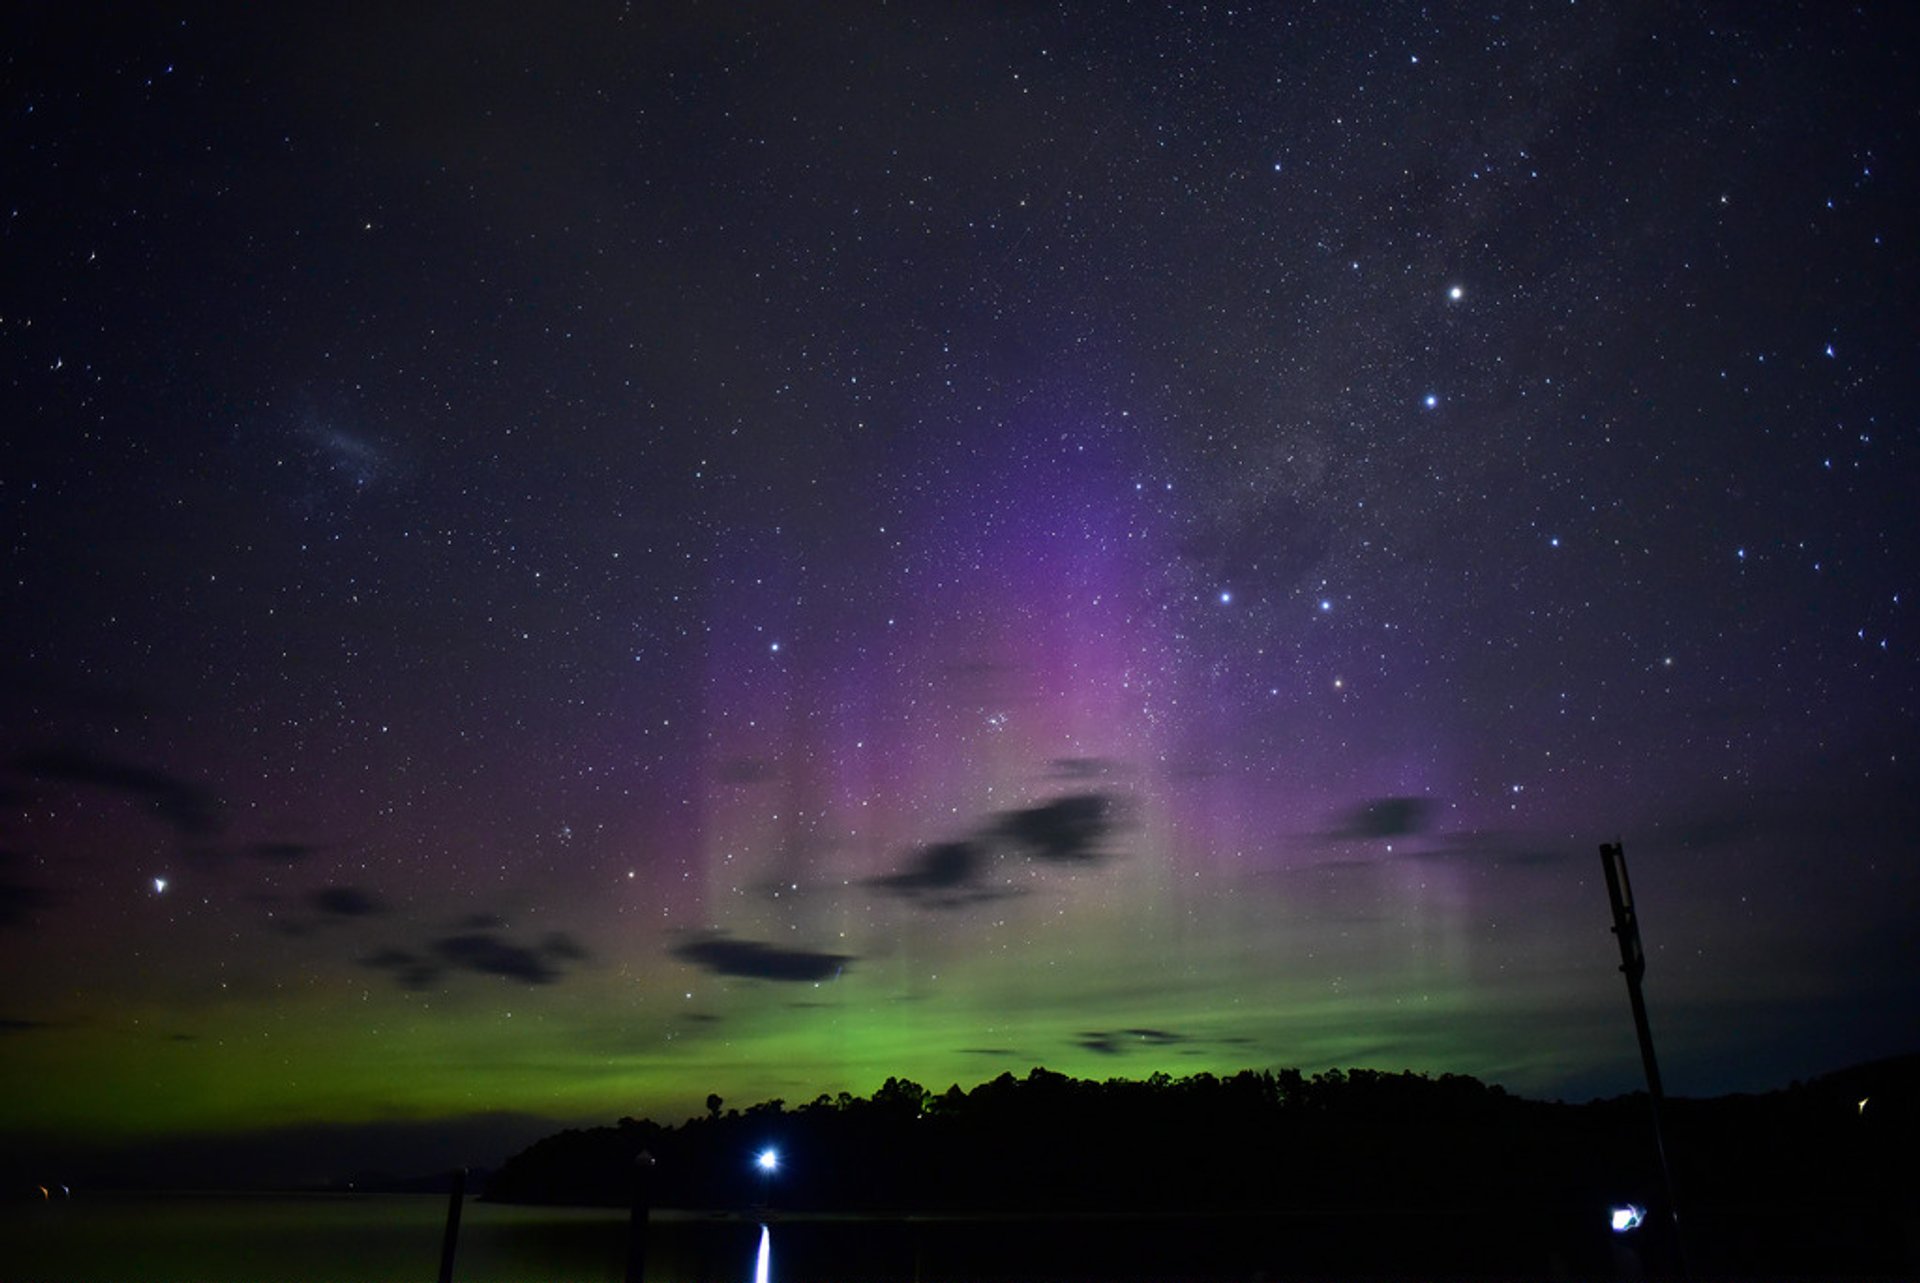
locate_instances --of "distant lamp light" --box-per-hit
[1610,1204,1646,1233]
[754,1147,779,1211]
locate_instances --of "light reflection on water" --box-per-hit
[754,1221,772,1283]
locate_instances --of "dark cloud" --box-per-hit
[1076,1027,1194,1056]
[456,912,509,931]
[361,948,440,991]
[1049,757,1118,780]
[0,850,53,930]
[10,749,223,837]
[995,793,1116,863]
[0,1017,59,1034]
[360,927,589,989]
[872,791,1123,908]
[310,886,384,918]
[868,840,1018,909]
[248,841,321,863]
[434,933,562,985]
[672,934,852,982]
[1334,797,1434,841]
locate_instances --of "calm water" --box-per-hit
[5,1194,630,1283]
[1,1192,1630,1281]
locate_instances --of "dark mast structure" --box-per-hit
[1600,841,1685,1270]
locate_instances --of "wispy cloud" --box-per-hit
[10,749,222,837]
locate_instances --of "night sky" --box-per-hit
[4,2,1917,1169]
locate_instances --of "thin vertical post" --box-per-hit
[437,1166,466,1283]
[1599,842,1685,1273]
[625,1150,655,1283]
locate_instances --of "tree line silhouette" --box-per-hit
[485,1058,1913,1250]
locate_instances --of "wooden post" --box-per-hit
[437,1167,466,1283]
[625,1150,656,1283]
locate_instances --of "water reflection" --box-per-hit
[752,1222,771,1283]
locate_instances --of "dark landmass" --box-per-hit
[488,1058,1919,1275]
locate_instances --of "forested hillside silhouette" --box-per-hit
[486,1059,1914,1227]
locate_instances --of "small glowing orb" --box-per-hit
[1423,393,1438,408]
[756,1148,779,1172]
[1448,285,1464,300]
[1219,590,1232,604]
[1610,1204,1646,1233]
[153,877,168,894]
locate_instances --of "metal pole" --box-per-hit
[436,1167,466,1283]
[1599,842,1685,1274]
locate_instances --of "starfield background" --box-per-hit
[2,1,1916,1185]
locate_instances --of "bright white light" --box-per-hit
[756,1148,779,1172]
[1610,1204,1645,1233]
[1448,285,1464,300]
[1423,393,1438,408]
[153,877,168,894]
[753,1223,771,1283]
[1219,590,1232,604]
